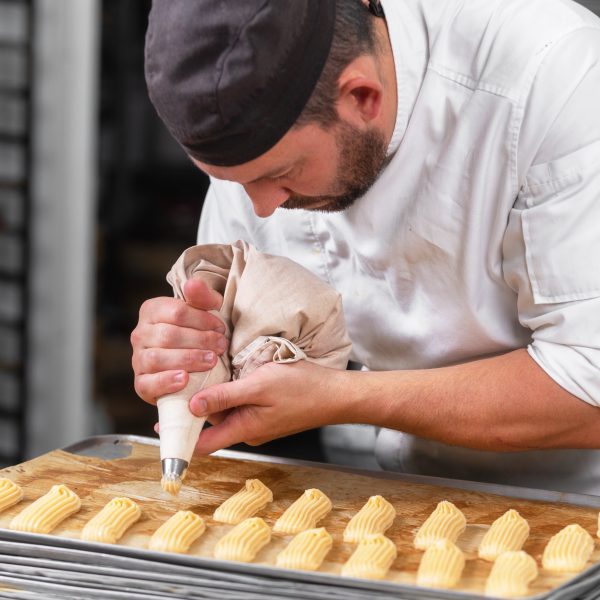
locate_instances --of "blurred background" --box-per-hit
[0,0,599,466]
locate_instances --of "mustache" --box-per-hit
[281,181,378,213]
[281,122,389,214]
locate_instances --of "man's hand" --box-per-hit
[131,279,228,404]
[188,361,352,454]
[186,348,600,455]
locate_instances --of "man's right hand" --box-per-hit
[131,278,227,404]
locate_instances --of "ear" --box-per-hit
[336,57,384,127]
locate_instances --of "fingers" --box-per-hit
[133,345,222,375]
[194,409,251,454]
[137,296,225,333]
[135,370,188,405]
[133,322,227,354]
[132,283,226,408]
[183,279,223,311]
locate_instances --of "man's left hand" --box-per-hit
[188,361,352,454]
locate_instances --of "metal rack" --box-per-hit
[0,0,33,464]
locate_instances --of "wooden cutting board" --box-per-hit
[0,440,598,598]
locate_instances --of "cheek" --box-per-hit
[294,157,340,195]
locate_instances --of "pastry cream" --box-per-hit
[478,509,530,562]
[485,551,538,598]
[9,484,81,534]
[276,527,333,571]
[214,517,271,562]
[341,534,397,580]
[81,497,141,544]
[414,500,466,550]
[273,489,332,535]
[149,510,205,553]
[0,478,23,513]
[213,479,273,524]
[417,538,465,589]
[343,495,395,543]
[542,524,594,573]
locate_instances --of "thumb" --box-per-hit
[189,378,251,418]
[183,278,223,311]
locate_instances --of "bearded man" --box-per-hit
[132,0,600,494]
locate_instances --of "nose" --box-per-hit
[243,181,291,218]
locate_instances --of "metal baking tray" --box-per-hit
[0,434,598,600]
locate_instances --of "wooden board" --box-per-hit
[0,440,598,598]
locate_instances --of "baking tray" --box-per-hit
[0,434,598,600]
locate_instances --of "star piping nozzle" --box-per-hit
[161,457,188,480]
[161,458,188,496]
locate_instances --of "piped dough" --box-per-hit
[414,500,466,550]
[542,524,594,573]
[161,476,182,497]
[276,527,333,571]
[149,510,205,553]
[273,489,332,534]
[478,509,530,562]
[9,484,81,534]
[485,551,538,598]
[81,497,142,544]
[213,479,273,524]
[417,538,465,589]
[343,495,395,543]
[0,478,23,513]
[341,534,397,580]
[214,517,271,562]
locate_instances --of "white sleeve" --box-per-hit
[196,178,257,245]
[504,27,600,407]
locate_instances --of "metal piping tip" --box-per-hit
[161,458,188,497]
[161,458,188,480]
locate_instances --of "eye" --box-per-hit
[269,170,292,182]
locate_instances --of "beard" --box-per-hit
[280,120,388,213]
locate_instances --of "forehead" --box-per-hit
[192,123,333,183]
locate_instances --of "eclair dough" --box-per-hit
[213,479,273,524]
[343,495,395,543]
[81,497,141,544]
[341,534,397,580]
[274,489,332,535]
[478,509,530,562]
[149,510,205,553]
[0,478,23,513]
[542,524,594,573]
[214,517,271,562]
[9,484,81,534]
[414,501,466,550]
[276,527,332,571]
[417,539,465,589]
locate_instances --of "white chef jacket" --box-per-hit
[197,0,600,494]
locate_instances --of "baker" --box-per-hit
[132,0,600,494]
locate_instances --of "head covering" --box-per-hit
[145,0,336,167]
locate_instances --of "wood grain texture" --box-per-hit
[0,441,598,597]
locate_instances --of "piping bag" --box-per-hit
[158,240,352,496]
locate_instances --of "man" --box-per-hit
[133,0,600,493]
